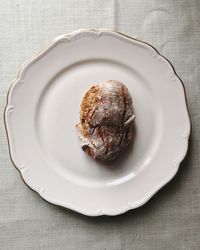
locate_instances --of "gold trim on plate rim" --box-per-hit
[4,29,191,216]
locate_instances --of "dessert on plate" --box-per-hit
[76,80,135,161]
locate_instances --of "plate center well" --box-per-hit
[35,59,161,187]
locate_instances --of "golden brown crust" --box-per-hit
[76,80,135,161]
[80,85,100,137]
[80,85,100,122]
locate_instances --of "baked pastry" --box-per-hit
[76,80,135,161]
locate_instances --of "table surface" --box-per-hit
[0,1,200,249]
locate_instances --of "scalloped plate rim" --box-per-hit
[4,29,191,216]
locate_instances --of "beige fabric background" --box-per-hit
[0,0,200,249]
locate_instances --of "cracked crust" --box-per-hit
[76,80,135,161]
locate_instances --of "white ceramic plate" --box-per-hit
[5,29,191,216]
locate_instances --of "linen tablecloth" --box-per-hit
[0,1,199,249]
